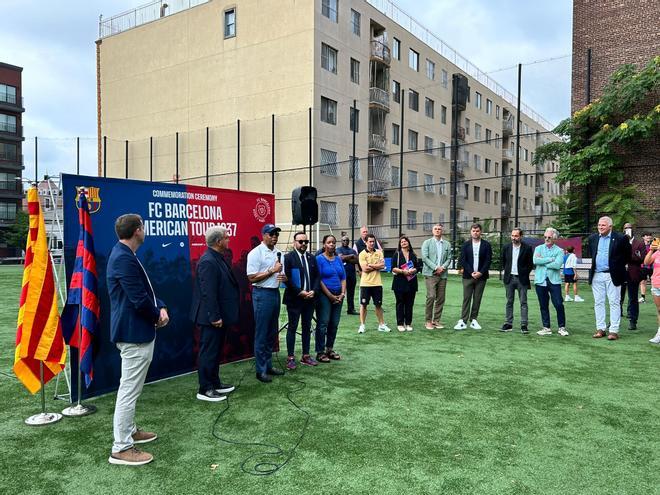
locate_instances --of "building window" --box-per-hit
[390,208,399,229]
[391,37,401,61]
[407,170,418,190]
[475,92,482,109]
[320,149,339,176]
[486,99,492,114]
[224,8,236,38]
[0,202,17,220]
[463,150,469,165]
[408,130,418,151]
[425,97,434,118]
[485,158,491,174]
[322,0,338,22]
[439,142,446,159]
[350,58,360,84]
[407,210,417,230]
[441,105,447,124]
[349,203,360,227]
[485,129,492,144]
[0,143,17,160]
[474,186,480,202]
[485,188,491,204]
[349,107,359,132]
[0,172,16,190]
[321,43,338,74]
[424,136,433,155]
[441,69,448,88]
[524,174,528,186]
[495,133,500,149]
[496,105,500,119]
[320,200,338,225]
[350,9,361,36]
[473,154,481,171]
[475,123,482,140]
[524,148,529,161]
[0,84,17,104]
[392,123,400,145]
[409,49,419,71]
[408,90,419,111]
[494,190,499,205]
[465,117,470,135]
[0,114,17,133]
[464,183,469,199]
[321,96,337,125]
[423,212,433,232]
[392,80,400,103]
[349,156,361,180]
[424,174,434,192]
[391,165,400,186]
[426,59,435,80]
[438,178,446,195]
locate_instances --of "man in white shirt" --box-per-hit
[246,224,288,382]
[455,224,492,330]
[500,228,534,333]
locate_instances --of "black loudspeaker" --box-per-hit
[292,186,318,225]
[452,73,469,111]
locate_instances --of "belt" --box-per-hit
[597,270,610,273]
[253,286,278,291]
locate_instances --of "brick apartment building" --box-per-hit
[572,0,660,228]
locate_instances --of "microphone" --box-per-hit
[277,252,281,263]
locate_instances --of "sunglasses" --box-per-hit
[296,239,309,244]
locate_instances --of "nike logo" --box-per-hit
[162,243,172,248]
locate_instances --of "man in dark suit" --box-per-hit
[283,231,320,369]
[500,228,534,334]
[621,222,646,330]
[455,223,492,330]
[190,226,239,402]
[588,216,631,340]
[107,214,169,466]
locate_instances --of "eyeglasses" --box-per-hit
[296,240,309,244]
[544,236,554,240]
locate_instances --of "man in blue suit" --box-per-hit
[190,226,240,401]
[283,231,320,369]
[455,223,492,330]
[107,214,169,466]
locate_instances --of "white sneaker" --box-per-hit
[558,327,570,336]
[564,295,573,302]
[397,325,406,332]
[650,329,660,344]
[358,324,365,334]
[454,319,467,330]
[537,327,552,336]
[574,295,584,302]
[639,296,646,303]
[378,323,391,332]
[405,325,413,332]
[469,319,482,330]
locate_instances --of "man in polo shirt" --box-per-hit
[357,234,390,333]
[336,235,359,315]
[247,224,288,382]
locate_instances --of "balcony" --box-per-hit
[501,203,511,217]
[368,154,390,201]
[501,176,512,190]
[369,87,390,112]
[370,40,391,66]
[369,133,387,153]
[502,117,514,136]
[534,205,543,218]
[455,192,466,210]
[456,126,466,142]
[535,185,544,196]
[502,149,514,162]
[368,225,390,245]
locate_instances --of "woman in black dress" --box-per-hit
[391,236,419,332]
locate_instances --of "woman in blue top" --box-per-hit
[533,227,568,336]
[315,235,346,362]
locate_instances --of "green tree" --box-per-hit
[3,210,29,251]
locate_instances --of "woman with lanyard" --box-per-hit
[391,235,419,332]
[533,227,568,336]
[315,235,346,362]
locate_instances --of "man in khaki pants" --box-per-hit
[421,223,452,329]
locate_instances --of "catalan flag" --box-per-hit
[14,187,66,394]
[61,189,99,387]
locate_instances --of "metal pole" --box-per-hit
[398,89,405,238]
[514,63,522,228]
[103,136,107,178]
[237,119,240,190]
[40,361,45,413]
[34,137,38,182]
[351,100,357,245]
[150,137,153,182]
[206,126,209,187]
[451,76,459,265]
[76,137,80,175]
[175,132,179,184]
[308,107,312,187]
[584,48,592,232]
[271,114,275,194]
[125,139,129,179]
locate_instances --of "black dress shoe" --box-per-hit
[256,373,272,383]
[266,367,285,376]
[629,322,637,331]
[521,325,529,334]
[347,310,359,315]
[500,323,513,332]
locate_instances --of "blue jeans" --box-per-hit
[535,282,566,328]
[315,294,343,353]
[252,288,280,374]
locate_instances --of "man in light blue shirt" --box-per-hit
[595,232,611,273]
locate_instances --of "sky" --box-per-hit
[1,0,573,179]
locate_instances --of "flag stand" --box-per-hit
[25,362,63,426]
[62,301,97,417]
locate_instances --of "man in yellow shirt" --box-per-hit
[358,234,390,333]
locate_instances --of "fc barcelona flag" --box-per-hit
[14,187,66,394]
[61,189,99,387]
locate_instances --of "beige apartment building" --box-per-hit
[97,0,560,247]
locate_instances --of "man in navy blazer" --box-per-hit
[107,214,169,466]
[588,216,631,340]
[455,223,492,330]
[283,231,320,369]
[190,226,239,402]
[500,228,534,333]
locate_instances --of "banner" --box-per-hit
[62,175,275,399]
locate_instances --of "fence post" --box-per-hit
[175,131,179,184]
[149,136,153,182]
[125,139,129,179]
[103,136,107,178]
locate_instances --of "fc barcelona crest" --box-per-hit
[75,186,102,214]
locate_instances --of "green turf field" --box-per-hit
[0,264,658,494]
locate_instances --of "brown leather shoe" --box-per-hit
[592,329,606,338]
[108,447,153,466]
[607,332,619,340]
[132,429,157,444]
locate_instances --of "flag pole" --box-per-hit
[61,309,97,416]
[25,362,62,426]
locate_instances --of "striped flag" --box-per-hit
[14,187,67,394]
[61,189,99,388]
